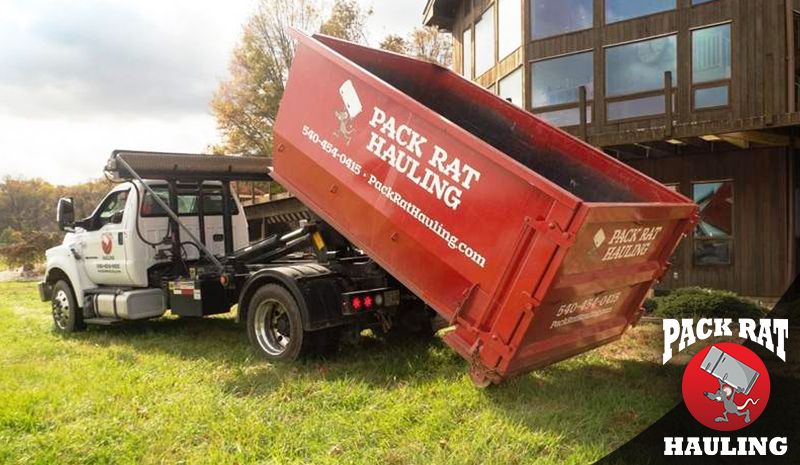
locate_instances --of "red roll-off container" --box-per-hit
[273,32,697,385]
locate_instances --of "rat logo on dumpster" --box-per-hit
[333,80,362,145]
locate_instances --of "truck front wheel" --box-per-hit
[51,280,85,333]
[247,284,309,361]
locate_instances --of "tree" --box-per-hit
[211,0,372,157]
[408,26,452,67]
[0,177,110,271]
[379,34,408,54]
[319,0,372,43]
[379,26,452,68]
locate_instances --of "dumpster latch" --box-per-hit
[533,219,575,248]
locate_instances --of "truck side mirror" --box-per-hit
[57,197,75,232]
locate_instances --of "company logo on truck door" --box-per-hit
[594,226,663,262]
[366,107,482,211]
[101,233,113,255]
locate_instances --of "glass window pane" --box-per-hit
[532,51,594,107]
[475,7,495,76]
[607,95,670,120]
[693,181,733,239]
[498,0,521,59]
[606,35,677,96]
[531,0,593,40]
[692,24,731,83]
[694,85,729,109]
[499,67,523,107]
[536,106,592,127]
[606,0,675,24]
[462,28,472,78]
[141,186,239,217]
[693,239,732,265]
[693,0,715,4]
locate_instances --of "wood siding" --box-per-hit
[626,148,791,297]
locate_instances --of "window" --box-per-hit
[606,35,677,97]
[605,0,675,24]
[532,51,593,107]
[692,23,731,109]
[141,185,239,218]
[536,106,592,127]
[692,24,731,83]
[607,95,673,120]
[96,190,129,228]
[498,67,523,107]
[693,0,716,4]
[462,28,472,78]
[693,181,733,266]
[498,0,521,59]
[694,86,729,109]
[474,7,495,76]
[606,34,677,120]
[531,51,593,127]
[531,0,593,40]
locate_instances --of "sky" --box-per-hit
[0,0,428,185]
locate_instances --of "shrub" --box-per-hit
[648,287,766,320]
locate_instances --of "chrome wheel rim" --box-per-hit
[254,299,291,356]
[53,289,70,330]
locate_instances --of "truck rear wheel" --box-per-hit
[51,280,85,333]
[247,284,309,361]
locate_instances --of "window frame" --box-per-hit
[529,49,594,127]
[462,26,473,79]
[691,179,735,267]
[530,0,594,41]
[690,21,733,111]
[139,185,240,218]
[473,3,496,78]
[498,66,524,107]
[603,32,679,123]
[604,0,677,25]
[96,189,130,228]
[497,0,522,61]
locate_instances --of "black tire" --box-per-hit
[247,284,310,361]
[51,280,85,333]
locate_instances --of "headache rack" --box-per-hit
[104,150,274,272]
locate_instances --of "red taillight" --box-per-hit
[351,296,363,310]
[364,295,373,309]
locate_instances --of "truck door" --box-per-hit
[82,188,133,286]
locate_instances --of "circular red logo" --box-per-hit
[682,342,770,431]
[101,234,113,255]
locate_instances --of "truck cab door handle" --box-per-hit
[118,232,124,245]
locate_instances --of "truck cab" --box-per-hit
[40,179,248,329]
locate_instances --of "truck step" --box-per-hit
[83,317,124,326]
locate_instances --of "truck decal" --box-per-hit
[302,123,488,269]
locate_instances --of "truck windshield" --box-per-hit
[140,185,239,217]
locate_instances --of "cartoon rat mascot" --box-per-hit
[704,378,760,423]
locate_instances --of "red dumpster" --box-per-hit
[273,31,697,385]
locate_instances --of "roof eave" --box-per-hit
[422,0,459,31]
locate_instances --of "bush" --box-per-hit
[648,287,766,320]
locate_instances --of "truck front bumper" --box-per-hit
[38,281,52,302]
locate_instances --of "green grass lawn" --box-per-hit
[0,282,683,465]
